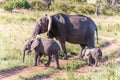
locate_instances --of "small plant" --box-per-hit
[14,0,30,9]
[4,1,13,12]
[61,59,85,72]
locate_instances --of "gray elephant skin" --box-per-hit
[23,37,60,69]
[81,48,102,67]
[32,13,98,59]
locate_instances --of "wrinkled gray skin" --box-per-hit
[23,37,60,69]
[32,13,98,59]
[81,48,102,67]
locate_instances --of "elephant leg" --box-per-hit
[53,53,60,69]
[44,56,52,67]
[59,40,67,60]
[88,55,92,66]
[95,58,98,67]
[37,54,43,64]
[34,52,39,66]
[78,44,86,58]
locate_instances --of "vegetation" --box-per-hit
[0,0,120,15]
[61,59,86,72]
[0,0,120,80]
[54,62,120,80]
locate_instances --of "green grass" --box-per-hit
[61,59,86,72]
[54,61,120,80]
[0,22,34,71]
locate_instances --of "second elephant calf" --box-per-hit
[81,47,102,67]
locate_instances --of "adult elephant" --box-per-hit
[32,13,98,60]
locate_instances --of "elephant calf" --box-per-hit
[23,37,60,69]
[81,48,102,67]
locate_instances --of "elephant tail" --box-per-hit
[89,18,99,44]
[23,49,26,63]
[96,27,99,44]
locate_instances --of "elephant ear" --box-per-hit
[85,49,90,56]
[47,16,61,38]
[47,16,52,33]
[82,49,86,56]
[31,38,39,50]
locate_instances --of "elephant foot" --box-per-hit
[33,64,37,66]
[88,64,91,66]
[39,60,43,64]
[55,66,60,69]
[62,56,68,60]
[95,65,98,67]
[95,64,98,67]
[44,63,49,67]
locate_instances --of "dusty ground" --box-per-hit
[0,35,120,80]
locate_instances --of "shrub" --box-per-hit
[71,0,87,2]
[29,0,48,10]
[50,1,69,13]
[13,0,30,9]
[74,4,95,14]
[3,0,30,11]
[4,1,13,12]
[98,4,120,15]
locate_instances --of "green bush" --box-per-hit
[75,4,95,14]
[13,0,30,9]
[98,4,120,15]
[29,0,48,10]
[50,1,69,13]
[3,0,30,11]
[4,1,13,12]
[71,0,87,2]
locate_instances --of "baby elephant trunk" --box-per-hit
[22,49,26,63]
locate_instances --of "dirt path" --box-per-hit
[0,56,76,80]
[0,35,120,80]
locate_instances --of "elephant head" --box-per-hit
[32,14,60,39]
[23,38,40,63]
[32,15,52,38]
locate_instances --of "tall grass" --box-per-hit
[0,22,34,71]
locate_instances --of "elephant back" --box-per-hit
[40,38,60,52]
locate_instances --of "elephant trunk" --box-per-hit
[32,24,40,38]
[32,28,38,38]
[23,49,26,63]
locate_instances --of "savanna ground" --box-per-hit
[0,8,120,80]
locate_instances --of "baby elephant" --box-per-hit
[23,37,60,69]
[81,48,102,67]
